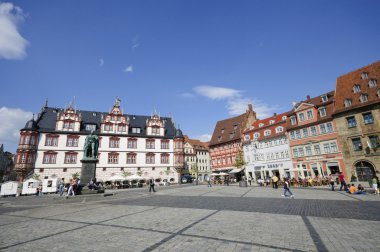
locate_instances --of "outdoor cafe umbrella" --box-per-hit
[210,173,219,176]
[108,175,125,181]
[219,172,229,176]
[126,174,144,181]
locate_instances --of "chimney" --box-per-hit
[247,104,253,111]
[273,113,277,117]
[306,95,310,100]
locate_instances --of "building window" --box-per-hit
[289,131,295,140]
[85,124,96,131]
[314,145,321,155]
[161,154,169,164]
[221,128,225,134]
[109,138,120,148]
[369,79,377,88]
[353,84,361,93]
[302,128,309,137]
[307,110,313,119]
[319,107,327,117]
[66,136,79,147]
[360,94,368,103]
[369,135,380,149]
[39,168,44,173]
[104,124,113,131]
[352,138,362,151]
[63,121,74,129]
[269,120,275,125]
[320,124,326,134]
[305,146,312,156]
[299,113,305,122]
[346,116,357,128]
[310,126,317,136]
[295,130,301,139]
[361,72,368,79]
[275,127,283,133]
[298,147,304,157]
[323,143,331,153]
[108,153,119,164]
[146,154,155,164]
[321,95,328,102]
[259,123,264,127]
[282,116,287,121]
[363,112,374,124]
[330,142,338,153]
[146,139,155,149]
[128,138,137,149]
[151,126,160,135]
[264,130,271,136]
[161,140,169,149]
[292,148,298,157]
[45,135,59,146]
[118,125,126,132]
[43,152,57,164]
[132,127,141,134]
[344,99,352,107]
[290,116,297,125]
[127,153,136,164]
[326,122,333,133]
[64,152,77,164]
[233,125,238,130]
[254,133,260,139]
[63,168,67,172]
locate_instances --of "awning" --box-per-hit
[228,169,242,174]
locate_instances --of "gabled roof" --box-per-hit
[334,61,380,114]
[35,107,176,138]
[184,135,209,150]
[209,113,246,146]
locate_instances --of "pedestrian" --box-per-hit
[38,184,43,196]
[149,178,156,192]
[272,174,278,189]
[66,179,75,198]
[207,176,212,187]
[328,174,335,191]
[58,178,65,196]
[248,177,252,186]
[225,176,229,186]
[282,179,294,198]
[338,172,347,191]
[372,176,379,195]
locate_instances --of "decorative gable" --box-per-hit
[55,105,81,132]
[100,97,129,134]
[146,111,165,136]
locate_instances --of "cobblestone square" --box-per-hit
[1,185,380,251]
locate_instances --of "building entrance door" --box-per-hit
[355,161,375,182]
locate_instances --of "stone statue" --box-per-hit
[83,130,99,159]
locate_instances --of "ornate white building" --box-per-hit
[243,112,293,181]
[15,99,185,183]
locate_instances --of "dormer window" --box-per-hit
[321,95,328,102]
[307,110,313,119]
[229,133,235,139]
[269,120,275,125]
[131,127,141,134]
[221,128,225,134]
[259,123,264,127]
[218,136,222,142]
[233,125,238,130]
[85,124,96,131]
[92,112,97,116]
[282,116,287,121]
[360,94,368,103]
[369,79,377,88]
[353,84,361,93]
[63,121,74,129]
[276,127,284,133]
[361,72,369,79]
[319,107,327,117]
[254,133,260,138]
[299,113,305,122]
[264,130,271,136]
[344,99,352,107]
[290,116,297,125]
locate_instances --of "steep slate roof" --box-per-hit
[35,107,176,138]
[209,113,246,146]
[285,91,335,131]
[334,61,380,114]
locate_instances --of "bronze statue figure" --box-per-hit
[83,130,99,159]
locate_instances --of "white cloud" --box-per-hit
[99,58,104,66]
[132,36,140,50]
[0,107,33,152]
[197,134,212,142]
[194,86,242,100]
[124,65,133,73]
[180,92,195,98]
[0,2,29,60]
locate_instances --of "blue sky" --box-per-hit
[1,0,380,152]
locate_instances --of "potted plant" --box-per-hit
[351,174,358,182]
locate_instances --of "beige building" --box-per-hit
[183,136,211,181]
[333,61,380,183]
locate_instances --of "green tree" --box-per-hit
[122,170,132,178]
[71,172,80,179]
[32,173,41,181]
[234,150,246,169]
[136,170,143,177]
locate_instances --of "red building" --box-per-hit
[209,104,257,173]
[286,91,347,179]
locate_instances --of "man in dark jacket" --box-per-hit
[149,179,156,192]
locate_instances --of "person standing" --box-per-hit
[207,176,212,187]
[338,172,347,191]
[66,179,75,198]
[372,176,379,195]
[58,178,65,196]
[149,178,156,192]
[248,177,252,186]
[282,179,294,198]
[328,174,335,191]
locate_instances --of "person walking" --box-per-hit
[207,176,212,187]
[338,172,347,191]
[149,178,156,192]
[328,174,335,191]
[58,178,65,196]
[372,176,379,195]
[248,177,252,186]
[272,174,279,189]
[282,179,294,198]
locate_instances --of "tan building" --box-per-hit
[333,61,380,183]
[184,136,211,181]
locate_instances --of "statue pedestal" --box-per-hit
[80,158,97,186]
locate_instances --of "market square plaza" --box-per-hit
[0,185,379,251]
